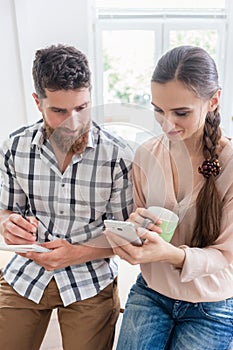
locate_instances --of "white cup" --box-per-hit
[147,206,179,242]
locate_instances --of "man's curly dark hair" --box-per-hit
[32,44,91,98]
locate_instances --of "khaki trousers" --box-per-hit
[0,272,120,350]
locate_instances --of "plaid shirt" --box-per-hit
[0,120,133,306]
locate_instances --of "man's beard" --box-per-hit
[44,119,91,155]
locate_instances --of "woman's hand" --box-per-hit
[128,207,163,233]
[105,227,185,268]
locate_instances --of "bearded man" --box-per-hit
[0,44,133,350]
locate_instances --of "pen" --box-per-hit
[15,202,28,220]
[16,202,37,237]
[15,202,57,241]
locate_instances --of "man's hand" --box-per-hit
[21,239,78,270]
[21,237,114,271]
[0,210,37,245]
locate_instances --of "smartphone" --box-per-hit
[104,220,142,246]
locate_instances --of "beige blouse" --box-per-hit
[133,134,233,302]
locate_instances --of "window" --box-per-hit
[93,0,233,135]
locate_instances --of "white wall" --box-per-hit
[0,0,93,141]
[0,0,27,141]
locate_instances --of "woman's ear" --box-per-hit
[32,92,42,112]
[208,89,221,112]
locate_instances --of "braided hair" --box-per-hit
[152,46,222,248]
[192,108,222,247]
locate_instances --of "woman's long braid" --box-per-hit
[191,108,223,247]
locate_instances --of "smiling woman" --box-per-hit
[105,45,233,350]
[151,79,220,142]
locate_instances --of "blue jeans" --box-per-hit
[117,274,233,350]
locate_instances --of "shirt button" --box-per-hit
[61,184,65,187]
[60,210,64,214]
